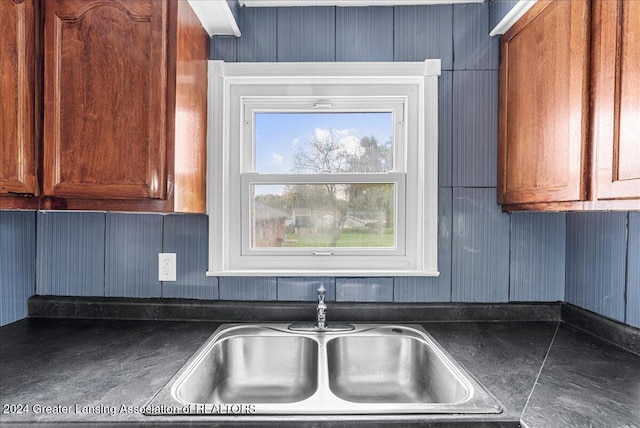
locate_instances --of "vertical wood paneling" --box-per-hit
[219,277,277,300]
[395,187,452,302]
[277,277,336,301]
[439,71,453,187]
[627,212,640,328]
[336,278,393,302]
[453,2,499,70]
[226,0,241,21]
[489,0,520,30]
[453,70,499,187]
[237,7,277,61]
[565,212,627,322]
[393,5,453,69]
[0,211,36,326]
[210,36,237,62]
[36,211,105,297]
[510,212,566,302]
[336,7,393,61]
[452,188,510,302]
[104,213,162,298]
[277,7,335,62]
[162,214,218,300]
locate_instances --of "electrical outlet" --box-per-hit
[158,253,177,282]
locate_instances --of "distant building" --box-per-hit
[253,201,287,247]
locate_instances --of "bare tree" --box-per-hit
[291,132,393,246]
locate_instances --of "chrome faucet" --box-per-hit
[287,286,354,332]
[316,286,327,329]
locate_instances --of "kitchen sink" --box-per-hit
[146,324,501,415]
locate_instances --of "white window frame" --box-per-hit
[207,60,440,277]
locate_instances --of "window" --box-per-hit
[207,60,440,276]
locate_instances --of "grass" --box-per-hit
[284,232,394,248]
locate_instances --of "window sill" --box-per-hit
[206,269,441,277]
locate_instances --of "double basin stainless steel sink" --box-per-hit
[146,323,501,415]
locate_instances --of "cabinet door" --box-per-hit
[0,0,37,196]
[43,0,166,199]
[591,0,640,200]
[498,0,591,204]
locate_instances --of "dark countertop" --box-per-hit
[1,317,639,427]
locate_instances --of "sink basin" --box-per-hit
[176,335,318,404]
[327,334,467,404]
[146,324,501,415]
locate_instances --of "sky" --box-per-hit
[254,112,393,174]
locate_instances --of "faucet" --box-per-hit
[287,286,354,332]
[316,286,327,329]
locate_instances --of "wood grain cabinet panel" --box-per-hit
[498,0,640,211]
[498,0,590,205]
[591,0,640,200]
[0,0,38,201]
[44,0,166,200]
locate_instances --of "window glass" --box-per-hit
[254,112,393,174]
[251,183,396,249]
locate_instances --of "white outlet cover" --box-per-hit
[158,253,177,282]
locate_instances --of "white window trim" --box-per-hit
[207,60,440,277]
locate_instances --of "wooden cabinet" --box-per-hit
[1,0,207,212]
[44,0,168,203]
[591,0,640,201]
[498,0,640,211]
[0,0,39,208]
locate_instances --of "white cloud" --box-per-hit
[292,138,300,146]
[312,128,363,157]
[338,135,364,157]
[272,153,284,165]
[314,128,331,142]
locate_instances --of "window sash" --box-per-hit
[240,172,406,257]
[242,97,406,174]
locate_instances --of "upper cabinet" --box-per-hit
[43,0,168,202]
[0,0,39,207]
[498,0,640,211]
[591,0,640,201]
[1,0,208,212]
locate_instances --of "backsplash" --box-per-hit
[1,2,638,328]
[3,205,638,328]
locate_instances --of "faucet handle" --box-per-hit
[317,286,326,304]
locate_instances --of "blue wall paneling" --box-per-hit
[393,5,453,68]
[162,214,218,300]
[452,70,499,187]
[336,7,393,61]
[36,211,106,297]
[104,213,163,298]
[277,7,336,62]
[453,2,499,70]
[394,187,453,302]
[452,188,510,303]
[237,7,277,62]
[218,277,278,300]
[509,212,566,302]
[489,0,520,30]
[439,71,453,187]
[625,212,639,328]
[565,212,627,322]
[336,277,394,302]
[277,277,336,301]
[0,211,36,325]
